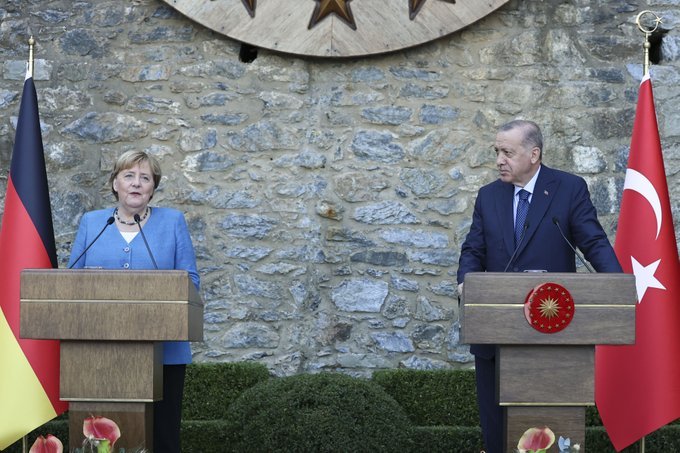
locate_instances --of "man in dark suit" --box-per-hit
[457,119,622,452]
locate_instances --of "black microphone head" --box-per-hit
[524,220,530,230]
[552,217,559,225]
[133,213,141,222]
[107,216,115,225]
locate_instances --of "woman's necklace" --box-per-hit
[114,206,149,225]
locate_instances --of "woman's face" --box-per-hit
[112,160,155,214]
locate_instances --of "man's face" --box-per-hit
[494,127,540,187]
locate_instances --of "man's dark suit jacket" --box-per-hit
[457,164,622,359]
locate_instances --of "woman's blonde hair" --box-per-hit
[109,150,162,200]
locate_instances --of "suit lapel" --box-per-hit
[517,165,560,256]
[494,182,516,257]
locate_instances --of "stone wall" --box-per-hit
[0,0,678,377]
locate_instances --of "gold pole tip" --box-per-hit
[28,36,35,46]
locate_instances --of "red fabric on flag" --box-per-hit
[0,75,67,449]
[1,179,62,406]
[595,75,680,450]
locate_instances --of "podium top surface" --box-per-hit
[463,272,636,306]
[21,269,201,304]
[461,272,636,345]
[20,269,203,341]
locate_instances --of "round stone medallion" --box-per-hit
[161,0,509,57]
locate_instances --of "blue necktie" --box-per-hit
[515,189,530,246]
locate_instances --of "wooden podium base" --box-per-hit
[68,401,153,451]
[20,270,204,453]
[505,406,584,452]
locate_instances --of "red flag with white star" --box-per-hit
[595,74,680,450]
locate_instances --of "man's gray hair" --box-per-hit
[499,120,543,158]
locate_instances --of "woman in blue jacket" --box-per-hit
[69,150,199,453]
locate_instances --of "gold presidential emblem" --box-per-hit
[161,0,509,57]
[524,283,576,334]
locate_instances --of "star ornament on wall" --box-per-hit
[410,0,457,20]
[309,0,357,30]
[241,0,256,18]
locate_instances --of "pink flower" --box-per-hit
[517,426,555,453]
[83,415,121,447]
[29,434,63,453]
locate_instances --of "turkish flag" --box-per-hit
[595,75,680,450]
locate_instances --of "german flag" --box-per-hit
[0,73,68,449]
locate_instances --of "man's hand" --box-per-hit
[457,283,464,307]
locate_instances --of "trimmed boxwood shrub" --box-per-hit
[223,372,414,452]
[407,426,483,452]
[180,420,230,453]
[372,369,479,427]
[182,361,270,420]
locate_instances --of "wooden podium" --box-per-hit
[461,272,636,452]
[20,269,203,451]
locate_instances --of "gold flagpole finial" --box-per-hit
[635,11,662,77]
[28,36,35,78]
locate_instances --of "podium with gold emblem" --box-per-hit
[461,272,636,452]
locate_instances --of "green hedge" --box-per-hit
[5,364,680,452]
[182,361,270,420]
[179,420,229,453]
[407,426,483,452]
[223,372,413,452]
[372,368,479,426]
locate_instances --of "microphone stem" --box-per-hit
[68,217,114,269]
[553,218,595,273]
[135,215,159,270]
[504,222,529,272]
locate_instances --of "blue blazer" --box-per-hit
[457,165,622,358]
[68,207,200,365]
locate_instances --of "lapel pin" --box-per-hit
[544,190,549,196]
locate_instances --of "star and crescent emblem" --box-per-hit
[622,168,668,304]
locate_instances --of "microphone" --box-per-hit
[552,217,594,273]
[69,216,115,269]
[503,220,529,272]
[134,213,159,270]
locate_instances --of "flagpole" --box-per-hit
[27,36,34,79]
[630,13,661,453]
[635,10,662,77]
[21,34,36,453]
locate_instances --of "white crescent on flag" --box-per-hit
[623,168,662,239]
[623,168,665,303]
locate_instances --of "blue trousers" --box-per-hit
[475,355,504,453]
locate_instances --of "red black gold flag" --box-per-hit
[0,73,68,449]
